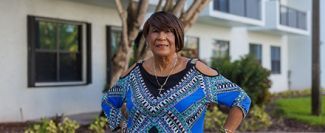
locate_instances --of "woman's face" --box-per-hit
[146,26,176,57]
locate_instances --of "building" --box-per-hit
[0,0,321,122]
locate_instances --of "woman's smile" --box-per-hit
[155,43,169,48]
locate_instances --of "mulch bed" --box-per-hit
[261,100,325,132]
[264,118,325,132]
[0,122,29,133]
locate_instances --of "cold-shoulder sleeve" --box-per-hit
[204,75,251,117]
[101,77,129,129]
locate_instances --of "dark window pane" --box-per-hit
[35,52,57,82]
[280,6,288,25]
[246,0,261,19]
[271,46,281,74]
[212,40,229,59]
[298,12,306,29]
[111,30,121,55]
[219,0,229,12]
[180,36,199,58]
[249,44,262,64]
[38,21,57,50]
[288,8,297,27]
[59,53,82,81]
[213,0,218,10]
[59,24,80,52]
[229,0,245,16]
[214,0,229,12]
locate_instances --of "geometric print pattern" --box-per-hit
[102,63,251,133]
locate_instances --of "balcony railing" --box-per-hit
[280,5,306,30]
[213,0,261,20]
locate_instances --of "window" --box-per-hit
[212,40,230,59]
[179,36,199,58]
[249,43,262,64]
[28,16,91,87]
[271,46,281,74]
[280,5,307,30]
[214,0,261,20]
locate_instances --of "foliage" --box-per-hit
[88,117,108,133]
[204,105,272,132]
[272,89,311,99]
[272,89,325,99]
[58,117,80,133]
[204,106,227,131]
[25,117,79,133]
[239,106,272,131]
[210,55,272,106]
[275,96,325,126]
[25,118,57,133]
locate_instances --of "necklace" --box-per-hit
[153,55,178,95]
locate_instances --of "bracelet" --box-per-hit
[224,128,233,133]
[220,127,233,133]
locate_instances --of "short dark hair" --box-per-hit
[143,11,184,52]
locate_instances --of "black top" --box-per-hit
[138,59,194,97]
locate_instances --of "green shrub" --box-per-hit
[204,106,227,131]
[204,105,272,132]
[58,117,80,133]
[239,106,272,131]
[25,117,79,133]
[25,118,57,133]
[211,55,272,106]
[88,117,108,133]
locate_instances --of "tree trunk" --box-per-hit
[311,0,321,116]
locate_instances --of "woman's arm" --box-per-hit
[195,61,251,132]
[102,63,137,130]
[223,107,244,132]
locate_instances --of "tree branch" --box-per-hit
[172,0,186,17]
[181,0,210,31]
[128,0,149,42]
[155,0,163,12]
[163,0,173,11]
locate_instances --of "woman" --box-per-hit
[102,11,251,133]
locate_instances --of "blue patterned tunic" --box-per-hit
[102,61,251,133]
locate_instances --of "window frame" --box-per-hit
[27,15,92,87]
[106,25,121,87]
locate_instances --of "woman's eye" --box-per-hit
[152,29,158,32]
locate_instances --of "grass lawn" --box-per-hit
[275,96,325,126]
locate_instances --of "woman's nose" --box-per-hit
[157,31,167,40]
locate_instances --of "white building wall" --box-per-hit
[286,0,313,90]
[188,22,288,92]
[0,0,121,122]
[230,27,249,61]
[247,32,288,92]
[288,35,311,90]
[187,23,232,63]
